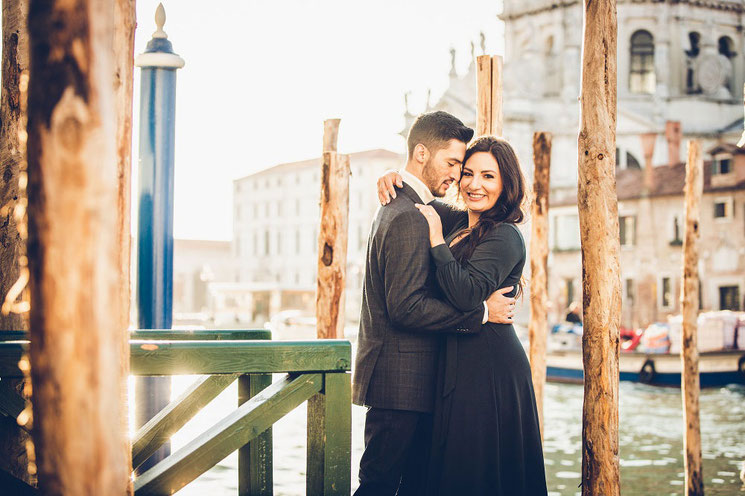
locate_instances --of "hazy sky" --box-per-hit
[132,0,505,240]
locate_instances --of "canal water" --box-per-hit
[135,376,745,495]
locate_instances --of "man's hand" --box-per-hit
[377,170,403,205]
[486,286,516,324]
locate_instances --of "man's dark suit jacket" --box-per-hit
[352,182,484,413]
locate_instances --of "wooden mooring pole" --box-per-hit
[681,140,704,496]
[577,0,621,494]
[529,132,551,439]
[114,0,135,491]
[476,55,503,136]
[0,0,32,487]
[316,119,350,339]
[27,0,129,493]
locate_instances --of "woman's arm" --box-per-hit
[431,225,524,312]
[429,199,467,238]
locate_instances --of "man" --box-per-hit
[353,111,516,495]
[566,301,582,324]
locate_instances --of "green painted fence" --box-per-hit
[0,330,352,496]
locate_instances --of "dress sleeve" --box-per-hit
[430,225,524,312]
[429,200,467,238]
[382,209,484,333]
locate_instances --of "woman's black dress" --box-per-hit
[425,204,547,495]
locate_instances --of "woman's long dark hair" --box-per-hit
[450,136,527,296]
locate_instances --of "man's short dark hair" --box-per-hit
[406,111,474,160]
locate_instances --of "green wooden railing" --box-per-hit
[0,330,352,496]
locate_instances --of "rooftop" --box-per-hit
[234,149,403,183]
[554,157,745,206]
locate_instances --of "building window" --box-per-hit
[685,32,701,94]
[630,30,655,94]
[719,285,741,311]
[565,279,575,307]
[660,277,672,309]
[699,281,703,310]
[619,215,636,246]
[264,230,270,256]
[718,36,737,94]
[625,279,635,308]
[553,214,580,251]
[712,157,732,175]
[670,215,682,246]
[714,198,733,220]
[626,152,641,170]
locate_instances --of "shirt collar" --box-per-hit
[400,169,435,204]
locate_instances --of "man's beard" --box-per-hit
[422,159,445,197]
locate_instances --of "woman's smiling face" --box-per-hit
[459,151,503,213]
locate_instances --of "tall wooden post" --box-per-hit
[577,0,621,494]
[0,0,29,331]
[0,0,32,486]
[529,131,551,439]
[681,140,704,496]
[114,0,135,491]
[316,119,350,339]
[27,0,129,493]
[476,55,503,136]
[737,84,745,147]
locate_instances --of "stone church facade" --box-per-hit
[405,0,745,328]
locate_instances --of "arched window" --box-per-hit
[630,30,656,94]
[719,36,736,59]
[685,32,701,94]
[626,152,641,169]
[718,36,736,94]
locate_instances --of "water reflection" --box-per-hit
[542,382,745,495]
[160,379,745,495]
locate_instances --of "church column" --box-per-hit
[561,6,581,100]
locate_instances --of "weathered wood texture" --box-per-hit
[238,374,273,496]
[26,0,129,493]
[476,55,503,137]
[131,329,271,341]
[1,339,352,377]
[113,1,135,491]
[316,119,350,339]
[0,377,26,426]
[0,0,29,331]
[681,140,704,496]
[307,373,351,496]
[0,0,32,486]
[134,374,323,495]
[130,340,352,376]
[132,374,239,469]
[323,118,340,153]
[577,0,621,495]
[529,132,551,440]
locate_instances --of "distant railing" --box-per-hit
[0,330,352,496]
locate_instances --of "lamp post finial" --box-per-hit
[153,3,167,39]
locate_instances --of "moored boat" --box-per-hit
[546,349,745,388]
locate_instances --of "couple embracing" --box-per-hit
[352,111,548,495]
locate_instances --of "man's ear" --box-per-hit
[414,143,429,165]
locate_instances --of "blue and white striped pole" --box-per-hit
[134,3,184,471]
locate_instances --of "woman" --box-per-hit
[378,136,547,495]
